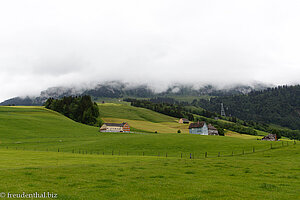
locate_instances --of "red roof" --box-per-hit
[189,121,206,129]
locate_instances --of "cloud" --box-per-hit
[0,0,300,102]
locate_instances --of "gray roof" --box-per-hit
[103,123,127,127]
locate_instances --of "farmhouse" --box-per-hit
[100,122,130,133]
[189,121,208,135]
[207,124,219,135]
[179,118,189,124]
[262,134,277,141]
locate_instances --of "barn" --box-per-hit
[100,122,130,133]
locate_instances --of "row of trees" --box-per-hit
[44,95,100,126]
[125,98,259,136]
[124,98,195,121]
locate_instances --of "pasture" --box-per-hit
[0,106,299,199]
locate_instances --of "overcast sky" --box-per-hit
[1,0,300,102]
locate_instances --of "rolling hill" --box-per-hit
[0,105,278,156]
[98,103,190,133]
[0,105,299,199]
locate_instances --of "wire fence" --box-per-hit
[1,140,297,160]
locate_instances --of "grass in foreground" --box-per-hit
[0,144,299,200]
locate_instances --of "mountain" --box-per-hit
[0,87,83,106]
[0,81,270,106]
[195,85,300,130]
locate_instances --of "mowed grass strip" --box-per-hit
[98,103,177,123]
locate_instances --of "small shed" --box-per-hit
[262,134,277,141]
[179,118,189,124]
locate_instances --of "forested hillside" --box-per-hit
[44,95,99,126]
[195,85,300,130]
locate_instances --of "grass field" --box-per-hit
[0,106,299,199]
[0,106,284,157]
[98,103,191,133]
[0,144,299,200]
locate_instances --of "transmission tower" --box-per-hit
[221,103,226,117]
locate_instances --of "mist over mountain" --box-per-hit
[0,81,272,106]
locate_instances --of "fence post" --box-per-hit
[58,148,59,152]
[294,140,296,145]
[218,152,220,157]
[103,152,104,155]
[112,150,114,155]
[253,147,255,153]
[166,153,167,158]
[205,152,207,158]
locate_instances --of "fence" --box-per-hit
[1,140,297,160]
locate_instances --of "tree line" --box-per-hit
[124,98,195,121]
[44,95,100,126]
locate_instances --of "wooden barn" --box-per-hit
[100,122,130,133]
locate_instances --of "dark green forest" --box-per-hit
[195,85,300,130]
[44,96,99,126]
[125,97,300,140]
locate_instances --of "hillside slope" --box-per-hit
[196,85,300,130]
[98,103,190,133]
[0,106,276,156]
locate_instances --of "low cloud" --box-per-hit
[1,0,300,102]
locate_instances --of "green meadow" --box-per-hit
[0,106,282,157]
[0,106,299,199]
